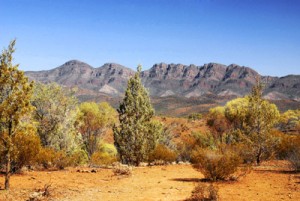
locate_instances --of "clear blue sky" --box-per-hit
[1,0,299,76]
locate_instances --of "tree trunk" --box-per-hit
[5,150,11,190]
[256,147,262,166]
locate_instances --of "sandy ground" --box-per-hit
[0,161,299,201]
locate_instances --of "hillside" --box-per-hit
[25,60,300,116]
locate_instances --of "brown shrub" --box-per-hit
[112,164,132,176]
[288,149,300,171]
[149,144,177,164]
[37,148,70,169]
[276,134,300,159]
[191,148,242,181]
[186,183,219,201]
[11,132,41,172]
[37,148,57,169]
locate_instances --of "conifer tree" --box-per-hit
[246,80,280,165]
[0,40,34,189]
[113,65,160,166]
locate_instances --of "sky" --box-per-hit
[0,0,300,76]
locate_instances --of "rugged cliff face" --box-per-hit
[25,60,300,115]
[26,60,135,97]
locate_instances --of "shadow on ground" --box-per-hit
[171,178,210,183]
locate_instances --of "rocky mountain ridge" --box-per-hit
[25,60,300,115]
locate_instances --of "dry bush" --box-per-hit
[274,134,300,171]
[11,132,41,172]
[37,148,70,169]
[149,144,177,164]
[191,148,242,181]
[52,151,71,169]
[276,134,300,159]
[90,151,117,166]
[112,164,132,176]
[28,183,52,201]
[186,183,219,201]
[287,148,300,171]
[223,143,255,164]
[37,148,57,169]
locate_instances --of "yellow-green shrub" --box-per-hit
[90,151,117,166]
[68,149,89,166]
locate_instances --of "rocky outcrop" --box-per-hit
[26,60,135,97]
[25,60,300,111]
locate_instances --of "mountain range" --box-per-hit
[25,60,300,116]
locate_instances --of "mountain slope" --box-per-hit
[25,60,300,115]
[26,60,135,97]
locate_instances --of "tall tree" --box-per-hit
[0,40,34,189]
[246,81,280,165]
[113,65,160,166]
[223,80,280,164]
[77,102,116,157]
[32,82,80,153]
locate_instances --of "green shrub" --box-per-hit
[187,113,203,121]
[149,144,177,164]
[68,149,89,166]
[90,142,117,166]
[191,148,242,181]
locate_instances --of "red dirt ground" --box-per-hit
[0,161,299,201]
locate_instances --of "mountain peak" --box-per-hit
[25,60,300,108]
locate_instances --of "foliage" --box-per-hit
[206,106,231,142]
[217,81,281,165]
[187,113,203,121]
[11,122,41,172]
[193,131,218,150]
[148,144,177,164]
[113,65,160,166]
[37,147,57,169]
[68,149,89,166]
[91,152,117,166]
[90,142,117,166]
[287,148,300,171]
[0,40,34,189]
[277,109,300,134]
[186,183,219,201]
[275,134,300,171]
[37,148,82,169]
[191,148,242,181]
[224,97,249,130]
[32,82,81,153]
[276,133,300,159]
[77,102,116,157]
[245,82,280,164]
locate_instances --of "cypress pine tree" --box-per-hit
[113,65,159,166]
